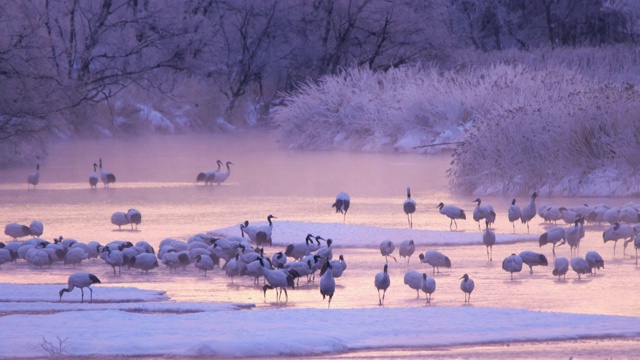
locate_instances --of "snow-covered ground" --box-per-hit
[1,283,639,358]
[209,220,538,247]
[1,221,638,358]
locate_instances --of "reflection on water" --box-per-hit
[1,131,640,319]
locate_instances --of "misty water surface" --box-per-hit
[1,131,639,318]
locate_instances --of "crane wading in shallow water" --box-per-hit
[436,202,466,230]
[27,163,40,189]
[374,264,390,306]
[99,158,116,187]
[332,192,350,223]
[472,198,495,231]
[507,199,521,233]
[403,187,416,229]
[520,192,538,233]
[460,274,474,304]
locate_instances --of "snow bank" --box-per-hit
[0,284,168,303]
[1,296,639,358]
[208,220,538,247]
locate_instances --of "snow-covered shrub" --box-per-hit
[272,60,640,196]
[449,67,640,196]
[271,66,483,152]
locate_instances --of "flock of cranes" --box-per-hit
[9,162,640,306]
[24,158,234,189]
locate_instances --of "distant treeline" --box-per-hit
[1,0,638,166]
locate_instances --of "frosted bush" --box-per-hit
[271,66,483,152]
[272,58,640,196]
[448,68,640,196]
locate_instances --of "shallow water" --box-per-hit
[1,131,640,357]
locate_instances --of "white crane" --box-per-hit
[603,207,620,224]
[102,246,124,276]
[271,251,287,269]
[418,250,451,275]
[421,273,436,305]
[98,158,116,187]
[460,273,474,303]
[518,251,548,274]
[89,163,98,188]
[520,192,538,233]
[0,245,17,267]
[29,220,44,238]
[570,257,590,279]
[603,222,634,257]
[283,258,314,286]
[332,192,350,223]
[25,247,52,267]
[436,202,466,230]
[507,199,522,232]
[552,257,569,280]
[398,239,415,265]
[242,215,276,247]
[539,205,562,225]
[129,253,159,274]
[259,257,296,303]
[624,232,639,257]
[324,254,347,278]
[380,240,397,264]
[482,220,496,261]
[126,208,142,230]
[161,250,190,273]
[4,223,31,240]
[539,226,566,259]
[585,251,604,274]
[319,261,336,308]
[27,163,40,189]
[374,264,391,306]
[403,270,424,298]
[317,238,334,265]
[284,234,317,261]
[502,253,523,280]
[591,203,610,225]
[559,207,580,224]
[472,198,495,230]
[403,187,416,229]
[194,254,216,276]
[210,161,233,185]
[197,160,221,185]
[225,254,244,283]
[63,247,87,268]
[59,272,101,303]
[111,212,130,230]
[566,216,585,257]
[620,206,639,224]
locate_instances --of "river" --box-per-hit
[1,130,639,358]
